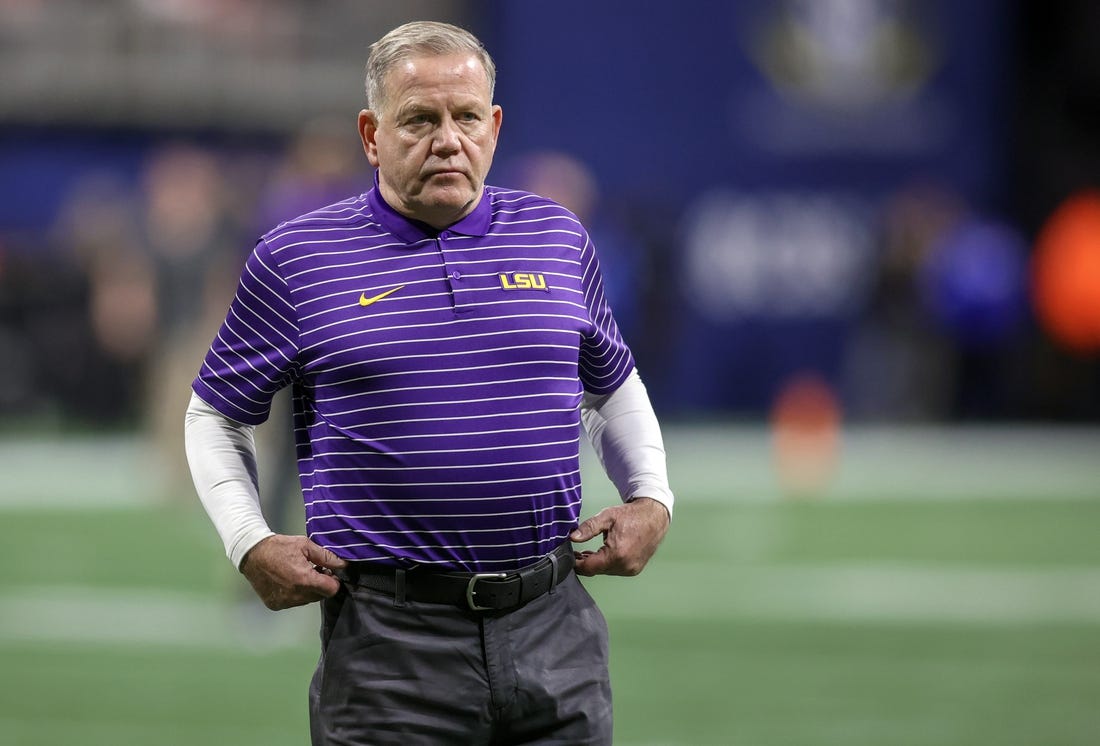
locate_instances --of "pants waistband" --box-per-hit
[340,542,575,613]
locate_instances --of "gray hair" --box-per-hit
[365,21,496,116]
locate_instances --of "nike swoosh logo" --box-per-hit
[359,285,405,307]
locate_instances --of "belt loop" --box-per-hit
[547,550,560,595]
[394,568,407,607]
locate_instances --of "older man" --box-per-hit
[185,20,673,745]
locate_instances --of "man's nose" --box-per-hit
[432,117,461,156]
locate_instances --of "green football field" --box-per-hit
[2,425,1099,745]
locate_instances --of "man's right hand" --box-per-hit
[239,535,348,610]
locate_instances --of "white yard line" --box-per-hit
[647,424,1100,503]
[0,436,164,508]
[590,561,1100,625]
[0,585,318,650]
[2,562,1099,650]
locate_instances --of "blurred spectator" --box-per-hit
[841,181,961,421]
[138,143,245,496]
[0,235,104,424]
[46,173,153,427]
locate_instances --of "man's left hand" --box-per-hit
[570,497,670,577]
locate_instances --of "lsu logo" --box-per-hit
[498,272,550,292]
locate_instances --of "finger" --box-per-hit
[283,566,343,604]
[265,586,332,611]
[573,547,613,577]
[309,571,344,598]
[303,541,348,570]
[570,509,614,542]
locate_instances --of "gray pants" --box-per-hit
[309,572,612,745]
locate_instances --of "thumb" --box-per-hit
[304,541,348,570]
[571,509,613,542]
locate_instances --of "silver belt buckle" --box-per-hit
[466,572,508,611]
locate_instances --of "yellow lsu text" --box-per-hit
[498,272,550,291]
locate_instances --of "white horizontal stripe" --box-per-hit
[304,488,578,506]
[305,468,581,494]
[306,322,583,364]
[327,405,579,432]
[491,202,578,217]
[315,537,560,552]
[305,498,581,524]
[274,234,406,261]
[293,259,445,293]
[429,254,583,269]
[304,453,574,477]
[303,295,587,341]
[306,422,578,448]
[270,221,382,247]
[314,375,576,404]
[492,190,559,204]
[307,517,578,537]
[491,193,544,204]
[488,213,581,227]
[324,551,554,567]
[449,295,588,314]
[286,246,442,281]
[310,438,580,459]
[313,362,577,403]
[325,390,578,419]
[315,345,580,387]
[443,241,580,255]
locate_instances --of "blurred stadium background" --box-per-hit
[2,1,1099,744]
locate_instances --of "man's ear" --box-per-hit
[490,104,503,146]
[358,110,380,167]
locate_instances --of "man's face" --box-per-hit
[359,53,502,229]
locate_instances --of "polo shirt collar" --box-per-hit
[367,171,492,244]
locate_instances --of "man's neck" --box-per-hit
[378,182,481,231]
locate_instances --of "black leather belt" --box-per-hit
[341,542,575,612]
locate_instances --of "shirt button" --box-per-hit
[451,270,461,280]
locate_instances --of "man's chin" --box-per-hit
[422,188,478,210]
[410,191,479,227]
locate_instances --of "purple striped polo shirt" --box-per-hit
[192,179,636,572]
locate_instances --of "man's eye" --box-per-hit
[406,114,430,125]
[458,112,479,122]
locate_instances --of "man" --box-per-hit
[185,20,673,745]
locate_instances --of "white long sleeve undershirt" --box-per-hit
[184,394,273,569]
[184,367,674,569]
[580,368,674,519]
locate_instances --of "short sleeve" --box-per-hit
[577,226,636,395]
[191,239,300,425]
